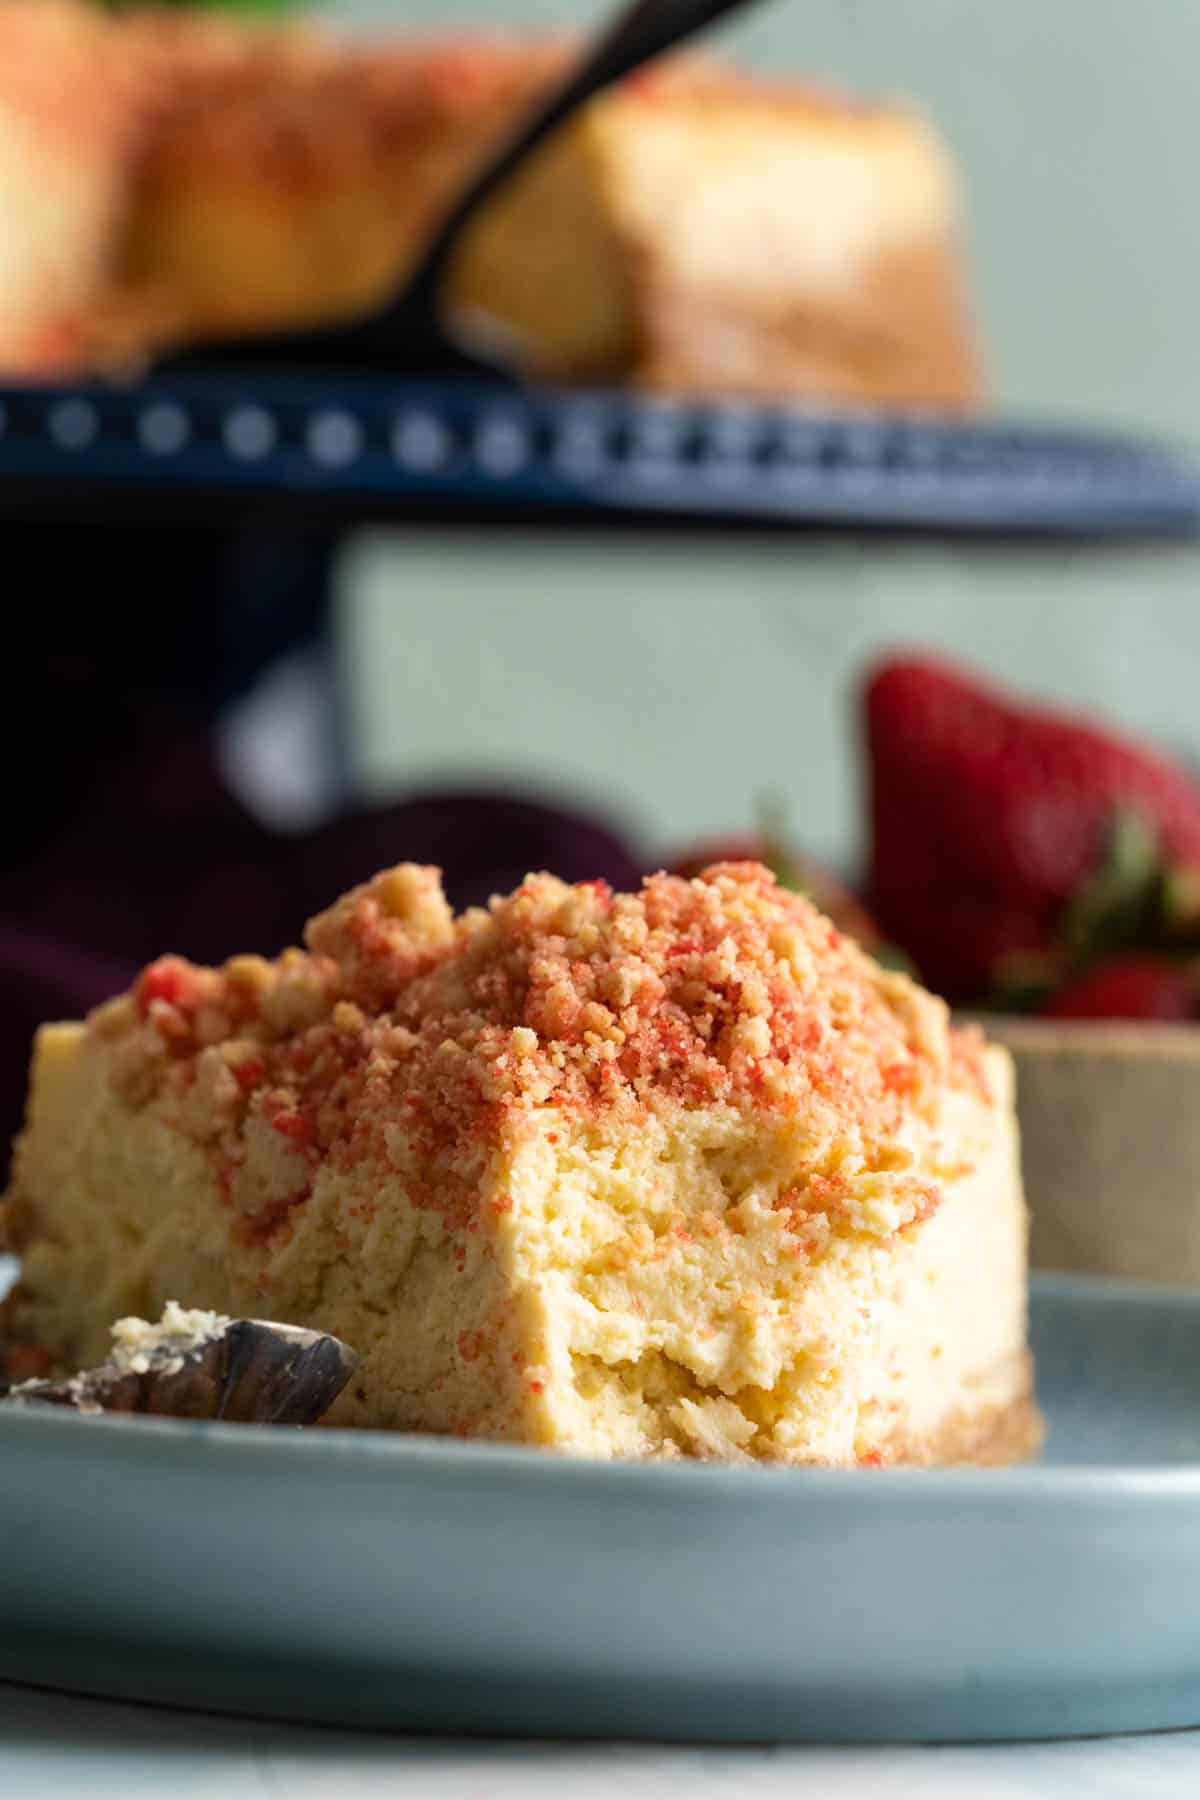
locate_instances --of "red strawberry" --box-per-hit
[864,654,1200,1000]
[1042,954,1194,1022]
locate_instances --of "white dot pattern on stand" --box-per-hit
[48,398,98,450]
[224,406,276,460]
[899,431,943,468]
[139,402,190,456]
[307,411,363,467]
[833,462,885,495]
[625,454,675,486]
[951,438,992,470]
[701,434,753,484]
[843,421,888,463]
[709,409,759,457]
[896,465,946,500]
[779,435,826,467]
[554,414,608,472]
[475,417,529,476]
[392,413,450,471]
[630,407,685,460]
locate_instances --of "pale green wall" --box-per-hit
[343,537,1200,872]
[336,1,1200,873]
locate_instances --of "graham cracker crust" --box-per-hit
[879,1354,1043,1468]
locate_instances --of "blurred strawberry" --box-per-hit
[1042,954,1195,1022]
[864,654,1200,1001]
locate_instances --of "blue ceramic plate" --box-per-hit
[0,374,1197,538]
[1,1272,1199,1743]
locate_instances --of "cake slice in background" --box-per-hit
[2,861,1035,1465]
[546,67,981,406]
[0,2,568,375]
[0,1,149,374]
[0,0,983,408]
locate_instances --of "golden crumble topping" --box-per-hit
[82,862,987,1247]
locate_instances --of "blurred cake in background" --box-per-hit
[0,0,983,408]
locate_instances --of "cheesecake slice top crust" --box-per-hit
[3,861,1031,1464]
[75,861,991,1255]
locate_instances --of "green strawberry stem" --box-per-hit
[1057,807,1163,967]
[990,805,1200,1012]
[989,949,1064,1014]
[872,942,917,976]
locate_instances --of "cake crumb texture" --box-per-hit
[3,862,1034,1464]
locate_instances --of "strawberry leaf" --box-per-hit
[988,948,1065,1014]
[872,942,917,977]
[1163,866,1200,939]
[1057,806,1164,969]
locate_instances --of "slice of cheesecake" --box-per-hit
[0,0,149,374]
[0,1,982,410]
[2,863,1036,1464]
[0,1,569,375]
[463,68,982,406]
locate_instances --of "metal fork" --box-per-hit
[160,0,761,378]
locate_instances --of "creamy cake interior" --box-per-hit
[2,862,1036,1464]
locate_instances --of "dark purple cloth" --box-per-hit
[0,733,643,1165]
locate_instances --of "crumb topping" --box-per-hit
[107,1300,229,1376]
[83,862,988,1245]
[0,2,892,180]
[127,27,575,181]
